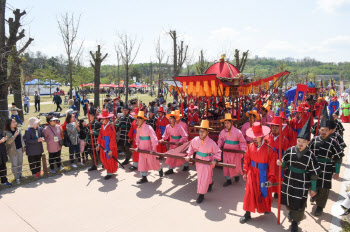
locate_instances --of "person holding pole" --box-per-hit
[239,122,276,224]
[277,118,320,232]
[184,120,222,204]
[86,105,101,172]
[134,111,163,184]
[161,111,188,175]
[96,109,118,180]
[218,113,247,186]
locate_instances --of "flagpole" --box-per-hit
[277,116,282,225]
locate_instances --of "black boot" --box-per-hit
[121,159,129,165]
[291,220,298,232]
[159,168,163,177]
[164,169,174,175]
[235,176,240,182]
[182,166,189,171]
[129,166,137,171]
[104,174,112,180]
[196,194,204,204]
[239,211,251,224]
[314,206,323,216]
[274,193,278,199]
[287,212,292,221]
[137,176,148,184]
[88,165,97,171]
[223,179,232,187]
[208,182,214,192]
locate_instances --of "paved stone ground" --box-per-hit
[0,123,349,232]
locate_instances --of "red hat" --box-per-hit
[114,97,120,100]
[280,112,287,120]
[283,99,288,104]
[293,106,304,113]
[158,106,165,112]
[131,108,139,116]
[189,103,198,110]
[246,122,271,139]
[97,109,114,119]
[267,116,286,126]
[332,96,338,101]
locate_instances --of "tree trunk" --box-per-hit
[69,59,73,98]
[0,0,7,130]
[125,66,129,104]
[94,64,100,107]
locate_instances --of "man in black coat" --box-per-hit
[0,131,10,186]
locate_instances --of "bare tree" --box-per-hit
[115,32,141,104]
[90,45,108,107]
[168,30,188,76]
[155,36,166,96]
[195,50,210,74]
[57,12,83,98]
[116,51,121,97]
[234,49,249,73]
[0,2,33,127]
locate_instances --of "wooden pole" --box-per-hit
[129,148,236,169]
[277,116,282,225]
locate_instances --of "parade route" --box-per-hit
[0,123,348,232]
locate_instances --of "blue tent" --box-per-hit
[25,79,60,85]
[307,81,316,88]
[285,87,297,103]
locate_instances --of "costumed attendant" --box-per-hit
[161,111,188,175]
[187,103,199,125]
[329,116,347,152]
[333,109,345,137]
[240,122,276,224]
[134,111,163,184]
[127,108,139,171]
[311,104,327,136]
[87,108,101,171]
[260,103,273,125]
[277,118,320,232]
[280,112,297,146]
[96,110,118,180]
[175,110,188,134]
[185,120,222,204]
[241,110,260,143]
[266,116,290,198]
[328,96,339,118]
[156,106,169,153]
[308,111,343,216]
[290,106,304,135]
[218,113,247,186]
[341,99,350,123]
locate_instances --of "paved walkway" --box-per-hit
[0,124,349,232]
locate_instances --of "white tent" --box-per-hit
[24,79,60,95]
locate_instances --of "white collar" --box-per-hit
[257,140,265,151]
[103,122,110,130]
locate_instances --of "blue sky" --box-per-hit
[8,0,350,65]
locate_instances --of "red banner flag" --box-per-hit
[293,84,308,111]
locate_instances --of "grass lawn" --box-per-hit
[1,92,173,190]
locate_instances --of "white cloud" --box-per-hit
[315,0,350,14]
[209,27,240,41]
[244,26,259,33]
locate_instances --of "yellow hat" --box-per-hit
[225,102,232,108]
[136,111,148,120]
[195,120,213,130]
[220,113,237,122]
[166,111,180,120]
[318,97,325,101]
[245,110,260,120]
[174,110,182,117]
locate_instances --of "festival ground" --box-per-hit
[0,123,349,232]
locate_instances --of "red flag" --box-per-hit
[293,84,308,111]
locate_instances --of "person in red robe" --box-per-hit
[314,97,327,117]
[240,122,276,224]
[280,112,297,146]
[266,116,290,198]
[96,110,118,180]
[156,106,169,153]
[128,108,139,171]
[187,103,199,125]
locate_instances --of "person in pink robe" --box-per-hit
[175,110,188,134]
[161,111,188,175]
[260,107,273,125]
[218,113,247,186]
[134,111,163,184]
[185,120,222,204]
